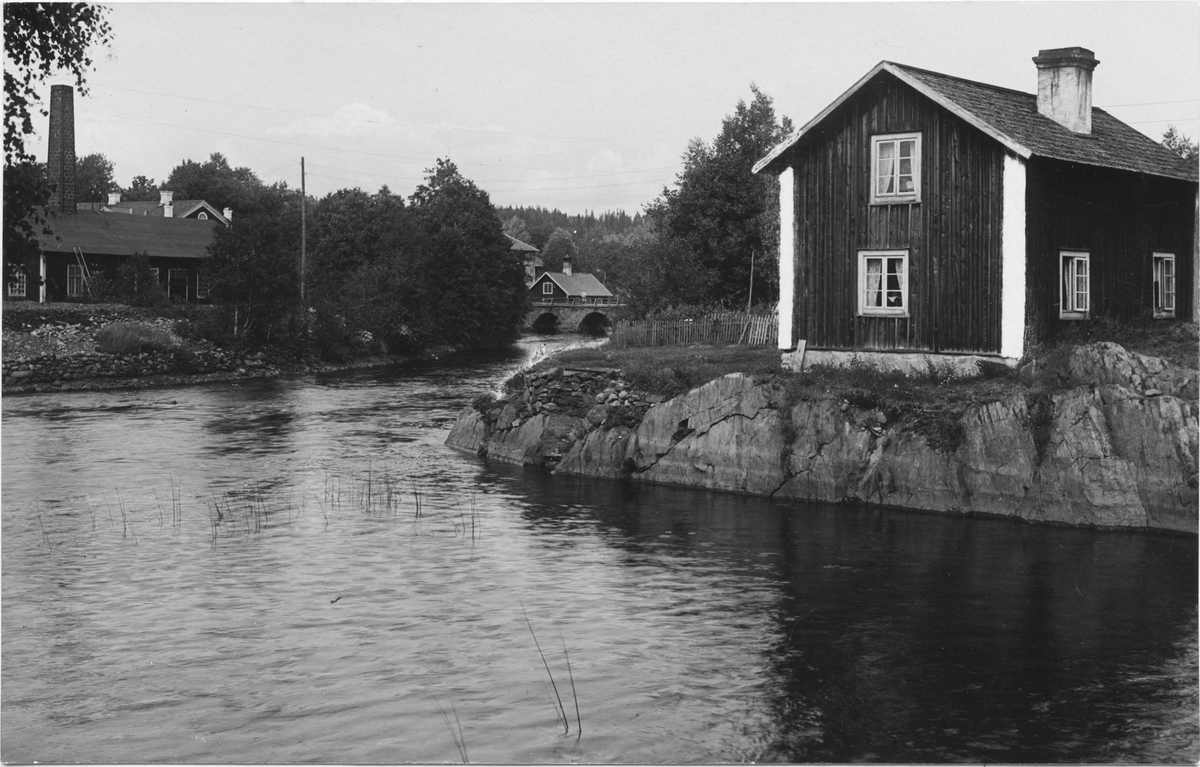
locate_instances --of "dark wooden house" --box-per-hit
[754,47,1198,361]
[15,209,221,303]
[528,255,616,306]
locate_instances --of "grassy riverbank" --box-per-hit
[1,301,418,393]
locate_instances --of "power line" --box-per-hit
[1126,117,1198,124]
[1100,98,1199,108]
[88,82,673,144]
[305,160,680,184]
[75,108,649,173]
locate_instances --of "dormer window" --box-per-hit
[871,133,921,204]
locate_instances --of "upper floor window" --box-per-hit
[1060,250,1089,319]
[858,250,908,317]
[197,212,208,220]
[871,133,921,204]
[542,281,554,295]
[1153,252,1175,318]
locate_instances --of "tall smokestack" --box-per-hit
[47,84,77,213]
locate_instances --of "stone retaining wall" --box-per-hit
[2,347,278,392]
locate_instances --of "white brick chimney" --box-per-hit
[562,253,573,276]
[159,189,174,217]
[223,207,233,221]
[1033,47,1099,134]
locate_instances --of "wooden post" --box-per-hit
[301,157,307,303]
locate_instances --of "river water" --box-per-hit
[2,335,1196,764]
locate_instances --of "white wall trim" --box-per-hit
[1001,154,1027,360]
[778,166,795,350]
[38,254,46,304]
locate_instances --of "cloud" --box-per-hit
[275,103,402,139]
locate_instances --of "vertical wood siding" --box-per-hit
[1024,159,1196,343]
[788,74,1005,353]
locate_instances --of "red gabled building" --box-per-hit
[755,47,1198,363]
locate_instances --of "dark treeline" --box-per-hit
[132,155,527,359]
[494,206,641,250]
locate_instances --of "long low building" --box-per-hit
[13,207,222,303]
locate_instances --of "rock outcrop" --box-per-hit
[447,344,1199,534]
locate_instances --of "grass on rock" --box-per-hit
[95,322,179,354]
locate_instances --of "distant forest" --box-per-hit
[493,206,642,249]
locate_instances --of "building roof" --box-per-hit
[506,233,541,253]
[77,199,229,223]
[754,60,1199,183]
[38,209,220,259]
[533,271,615,298]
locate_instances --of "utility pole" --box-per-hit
[300,156,307,303]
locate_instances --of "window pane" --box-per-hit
[899,140,914,158]
[899,175,914,193]
[878,142,895,159]
[865,258,883,307]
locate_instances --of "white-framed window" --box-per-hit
[542,281,554,295]
[197,212,208,220]
[858,250,909,316]
[196,270,210,299]
[7,271,27,297]
[150,267,160,281]
[1153,252,1175,319]
[67,265,85,297]
[871,133,921,204]
[1060,250,1090,319]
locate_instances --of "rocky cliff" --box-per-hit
[446,343,1198,534]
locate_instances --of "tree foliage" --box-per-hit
[122,174,160,202]
[166,153,267,215]
[3,2,112,281]
[76,152,115,202]
[645,84,792,309]
[501,215,533,245]
[407,159,528,348]
[539,227,576,272]
[1163,126,1199,162]
[204,183,302,343]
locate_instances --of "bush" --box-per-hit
[94,322,178,354]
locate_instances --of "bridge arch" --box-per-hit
[531,312,560,334]
[578,311,611,337]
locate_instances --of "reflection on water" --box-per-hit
[2,336,1197,764]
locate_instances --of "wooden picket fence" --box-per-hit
[611,312,778,347]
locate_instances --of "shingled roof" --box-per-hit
[755,60,1198,183]
[536,271,614,298]
[77,199,228,222]
[506,233,540,253]
[38,209,220,259]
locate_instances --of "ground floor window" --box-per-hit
[1060,251,1089,319]
[196,270,210,299]
[67,265,85,298]
[7,271,26,297]
[1153,252,1175,318]
[858,250,908,316]
[168,268,189,300]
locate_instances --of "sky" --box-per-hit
[22,1,1200,216]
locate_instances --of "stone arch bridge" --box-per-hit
[525,300,621,336]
